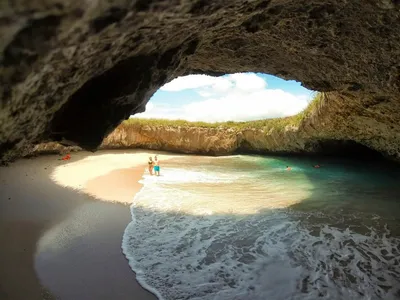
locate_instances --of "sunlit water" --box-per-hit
[122,155,400,300]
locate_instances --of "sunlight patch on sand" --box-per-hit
[50,151,180,204]
[132,173,313,215]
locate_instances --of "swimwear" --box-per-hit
[154,166,160,172]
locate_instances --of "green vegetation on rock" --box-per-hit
[123,92,324,131]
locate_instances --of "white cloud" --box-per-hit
[297,94,313,103]
[228,73,267,91]
[198,91,213,98]
[211,77,234,92]
[133,73,312,122]
[160,75,228,92]
[182,89,308,122]
[160,73,262,93]
[133,103,184,120]
[144,101,154,112]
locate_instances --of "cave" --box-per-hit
[309,139,385,160]
[235,138,385,161]
[2,2,400,299]
[1,0,400,163]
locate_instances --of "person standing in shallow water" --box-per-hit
[154,155,160,176]
[148,157,154,175]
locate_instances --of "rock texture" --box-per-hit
[102,123,239,154]
[103,91,399,161]
[1,1,400,162]
[29,93,391,161]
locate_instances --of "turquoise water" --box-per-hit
[122,155,400,300]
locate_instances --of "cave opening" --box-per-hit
[129,73,386,162]
[309,139,385,161]
[47,70,390,163]
[130,72,316,123]
[237,139,386,162]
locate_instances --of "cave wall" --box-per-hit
[98,91,400,161]
[27,92,399,162]
[1,1,400,162]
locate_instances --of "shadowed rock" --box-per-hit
[1,0,400,162]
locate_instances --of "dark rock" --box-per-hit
[1,1,400,162]
[90,7,128,33]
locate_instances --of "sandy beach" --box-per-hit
[0,150,176,300]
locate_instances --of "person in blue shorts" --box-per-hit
[154,155,160,176]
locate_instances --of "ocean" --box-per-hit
[122,155,400,300]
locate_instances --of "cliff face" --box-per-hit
[1,1,400,163]
[103,123,306,155]
[102,125,239,155]
[99,92,400,161]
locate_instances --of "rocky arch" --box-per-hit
[1,0,400,162]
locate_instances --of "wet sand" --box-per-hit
[0,150,177,300]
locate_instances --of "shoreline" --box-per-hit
[2,149,399,299]
[0,150,170,300]
[121,183,166,300]
[23,144,393,169]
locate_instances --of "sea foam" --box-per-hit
[122,156,400,300]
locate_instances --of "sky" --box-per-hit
[131,73,315,122]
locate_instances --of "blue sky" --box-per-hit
[133,73,315,122]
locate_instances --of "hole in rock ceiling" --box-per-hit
[131,73,316,123]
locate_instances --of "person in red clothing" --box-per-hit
[61,154,71,160]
